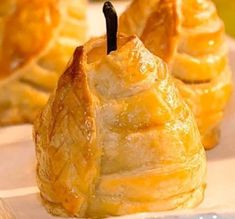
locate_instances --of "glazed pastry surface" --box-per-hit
[120,0,233,149]
[0,0,87,125]
[34,35,206,218]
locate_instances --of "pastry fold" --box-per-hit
[0,0,87,125]
[34,35,206,218]
[119,0,233,149]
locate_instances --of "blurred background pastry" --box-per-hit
[0,0,87,125]
[120,0,233,149]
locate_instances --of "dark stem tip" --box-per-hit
[103,1,116,18]
[103,1,118,54]
[103,1,114,13]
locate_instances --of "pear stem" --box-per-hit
[103,1,118,54]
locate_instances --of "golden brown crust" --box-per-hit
[120,0,228,81]
[35,46,100,217]
[119,0,160,37]
[0,0,87,125]
[119,0,233,149]
[34,35,206,217]
[174,68,232,148]
[141,0,180,63]
[0,0,60,79]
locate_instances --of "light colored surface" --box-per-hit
[0,2,235,219]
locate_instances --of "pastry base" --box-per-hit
[40,194,79,218]
[40,184,206,218]
[87,185,206,218]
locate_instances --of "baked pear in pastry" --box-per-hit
[120,0,233,149]
[0,0,87,125]
[34,2,206,218]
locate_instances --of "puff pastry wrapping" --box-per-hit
[0,0,87,125]
[34,35,206,218]
[119,0,233,149]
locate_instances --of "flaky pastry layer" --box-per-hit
[34,35,206,218]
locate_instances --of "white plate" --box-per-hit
[0,2,235,219]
